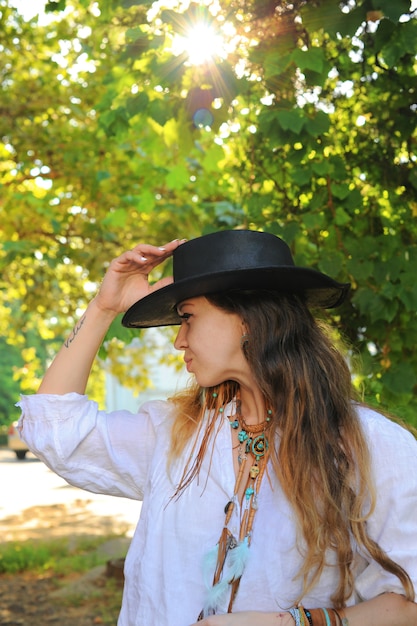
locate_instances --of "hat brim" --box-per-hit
[122,267,350,328]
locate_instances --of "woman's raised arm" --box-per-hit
[37,239,184,395]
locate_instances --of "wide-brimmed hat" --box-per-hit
[122,229,350,328]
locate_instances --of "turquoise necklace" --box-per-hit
[197,396,273,620]
[230,409,272,462]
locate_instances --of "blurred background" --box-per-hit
[1,0,416,439]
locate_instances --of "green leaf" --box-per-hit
[301,0,366,37]
[328,156,347,180]
[334,207,351,225]
[45,0,66,12]
[126,93,149,117]
[399,283,417,311]
[281,222,301,243]
[148,100,171,126]
[382,362,416,395]
[373,19,396,54]
[201,143,225,172]
[303,212,324,230]
[120,37,150,61]
[352,290,399,323]
[305,111,330,137]
[381,39,405,68]
[318,250,345,276]
[102,209,128,228]
[275,109,305,134]
[291,168,311,186]
[292,48,325,73]
[348,257,375,281]
[165,164,190,190]
[344,189,363,210]
[138,190,156,214]
[96,171,111,182]
[374,0,412,22]
[311,160,331,176]
[332,184,351,201]
[2,240,35,260]
[309,189,328,211]
[380,20,417,66]
[263,51,292,79]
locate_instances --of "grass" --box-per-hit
[0,534,125,625]
[0,534,118,575]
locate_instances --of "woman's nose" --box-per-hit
[174,324,187,350]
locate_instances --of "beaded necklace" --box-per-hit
[197,395,272,620]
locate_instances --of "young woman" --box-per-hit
[18,230,417,626]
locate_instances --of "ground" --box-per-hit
[0,570,121,626]
[0,501,130,625]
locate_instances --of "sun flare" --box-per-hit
[173,22,225,65]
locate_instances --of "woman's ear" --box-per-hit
[240,321,250,350]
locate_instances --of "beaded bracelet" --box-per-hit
[288,607,349,626]
[308,608,334,626]
[289,608,302,626]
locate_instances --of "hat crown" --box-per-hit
[174,230,294,281]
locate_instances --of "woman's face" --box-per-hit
[174,296,250,388]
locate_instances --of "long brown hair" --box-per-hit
[169,290,414,607]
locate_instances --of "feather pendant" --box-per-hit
[203,579,230,616]
[227,537,250,580]
[202,544,219,588]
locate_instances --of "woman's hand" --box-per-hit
[191,612,295,626]
[37,238,186,395]
[94,239,186,316]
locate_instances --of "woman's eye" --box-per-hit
[179,313,192,322]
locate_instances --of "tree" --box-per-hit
[1,0,416,423]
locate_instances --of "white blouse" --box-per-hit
[17,394,417,626]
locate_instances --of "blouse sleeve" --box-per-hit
[354,407,417,602]
[17,392,172,501]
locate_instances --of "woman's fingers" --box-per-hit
[116,239,186,274]
[96,239,186,314]
[131,238,186,259]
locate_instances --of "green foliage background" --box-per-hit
[0,0,416,425]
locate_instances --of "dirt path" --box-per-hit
[0,570,120,626]
[0,502,130,625]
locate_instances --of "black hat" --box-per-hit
[122,230,350,328]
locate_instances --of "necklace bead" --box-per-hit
[238,430,248,443]
[245,486,255,500]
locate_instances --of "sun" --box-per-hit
[172,22,225,65]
